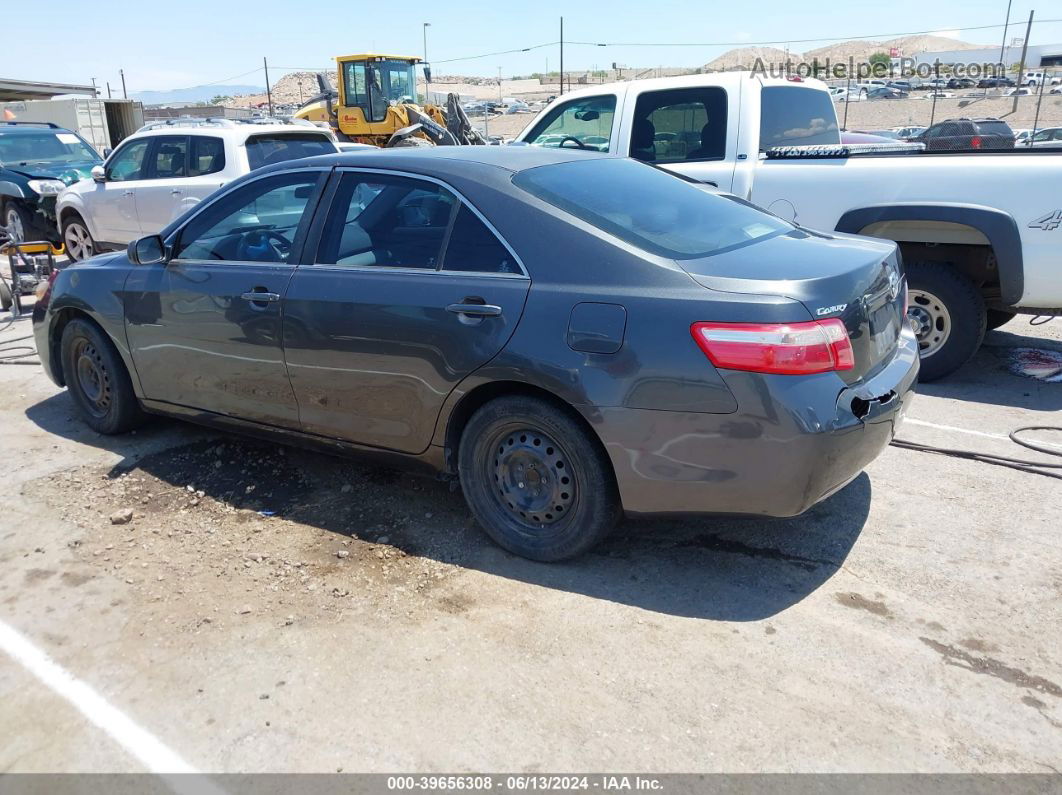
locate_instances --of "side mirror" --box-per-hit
[423,64,432,83]
[102,147,113,158]
[128,235,168,266]
[574,110,600,121]
[91,165,106,183]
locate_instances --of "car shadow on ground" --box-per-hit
[26,391,870,621]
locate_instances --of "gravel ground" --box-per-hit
[1,298,1060,774]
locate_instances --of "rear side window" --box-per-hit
[245,133,336,171]
[515,158,789,259]
[523,95,616,152]
[759,86,840,149]
[442,205,517,274]
[190,136,225,176]
[630,87,728,163]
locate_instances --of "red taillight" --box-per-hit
[970,135,982,149]
[691,319,855,375]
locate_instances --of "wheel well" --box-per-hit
[58,206,85,227]
[443,380,613,479]
[48,308,99,386]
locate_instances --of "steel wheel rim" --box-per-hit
[490,428,574,528]
[65,223,90,260]
[74,339,111,417]
[5,208,24,242]
[907,288,952,357]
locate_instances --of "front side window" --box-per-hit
[175,172,319,262]
[523,95,616,152]
[150,136,188,179]
[514,158,789,260]
[0,130,99,166]
[317,173,456,268]
[759,86,840,149]
[630,87,728,163]
[190,136,225,176]
[106,139,151,182]
[245,133,335,171]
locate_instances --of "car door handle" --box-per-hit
[241,291,280,303]
[171,189,183,195]
[446,302,502,317]
[123,190,134,196]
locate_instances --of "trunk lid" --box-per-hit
[679,228,905,384]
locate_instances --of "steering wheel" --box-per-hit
[557,136,590,149]
[238,229,291,261]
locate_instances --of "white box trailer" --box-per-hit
[0,98,144,155]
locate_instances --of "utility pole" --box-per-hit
[498,66,503,103]
[1013,11,1034,113]
[559,17,564,96]
[998,0,1014,74]
[264,57,273,117]
[119,69,127,99]
[423,22,431,82]
[106,82,112,99]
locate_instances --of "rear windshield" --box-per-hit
[245,133,336,171]
[976,121,1014,136]
[513,158,790,259]
[759,85,840,149]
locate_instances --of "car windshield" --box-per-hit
[0,130,99,166]
[245,133,336,170]
[514,158,790,259]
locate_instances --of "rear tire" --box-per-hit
[986,309,1017,331]
[0,278,11,311]
[61,213,97,262]
[60,318,146,434]
[905,261,986,382]
[458,395,621,561]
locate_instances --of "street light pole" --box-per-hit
[423,23,431,82]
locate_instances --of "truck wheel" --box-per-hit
[0,278,11,311]
[458,395,621,562]
[905,261,986,381]
[986,309,1017,331]
[61,213,97,262]
[60,317,146,434]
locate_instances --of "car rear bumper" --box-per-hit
[586,326,919,517]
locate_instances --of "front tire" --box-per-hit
[61,213,97,262]
[60,318,146,434]
[3,202,32,243]
[905,261,986,382]
[458,395,621,561]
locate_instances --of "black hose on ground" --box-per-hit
[891,425,1062,480]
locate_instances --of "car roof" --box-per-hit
[0,123,76,135]
[271,144,609,176]
[128,123,334,141]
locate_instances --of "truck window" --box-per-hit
[523,95,616,152]
[759,86,840,149]
[629,87,727,163]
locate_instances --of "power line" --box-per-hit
[566,18,1062,48]
[434,41,557,65]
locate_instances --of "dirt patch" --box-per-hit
[24,438,483,634]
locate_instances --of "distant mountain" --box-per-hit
[130,84,265,106]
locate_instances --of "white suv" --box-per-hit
[56,118,338,261]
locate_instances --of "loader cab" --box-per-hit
[338,55,420,124]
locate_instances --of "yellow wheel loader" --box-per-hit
[293,54,485,147]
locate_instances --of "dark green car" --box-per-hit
[0,122,102,245]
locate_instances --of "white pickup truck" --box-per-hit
[514,73,1062,380]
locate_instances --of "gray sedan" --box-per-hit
[33,147,918,561]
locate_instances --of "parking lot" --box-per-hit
[1,298,1059,773]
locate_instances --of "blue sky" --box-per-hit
[11,0,1062,91]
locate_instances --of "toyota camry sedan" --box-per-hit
[34,147,918,561]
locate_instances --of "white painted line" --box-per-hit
[0,618,195,774]
[905,417,1062,450]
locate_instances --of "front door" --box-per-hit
[283,170,530,453]
[89,137,151,242]
[124,169,326,428]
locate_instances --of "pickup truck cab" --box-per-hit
[515,73,1062,380]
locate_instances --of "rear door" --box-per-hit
[133,134,189,232]
[124,168,326,428]
[283,169,530,453]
